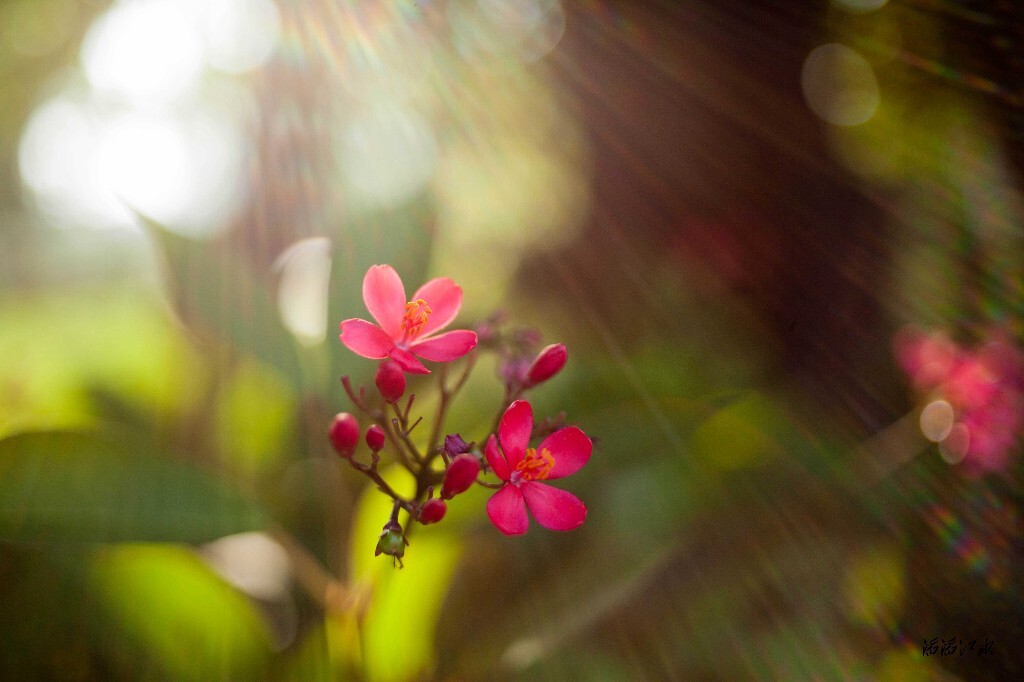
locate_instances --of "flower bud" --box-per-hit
[441,453,480,499]
[374,521,407,563]
[417,498,447,525]
[328,412,360,458]
[365,424,386,452]
[444,433,472,459]
[375,360,406,403]
[498,355,530,388]
[526,343,567,387]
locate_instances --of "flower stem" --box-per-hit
[270,525,353,612]
[426,351,478,462]
[348,456,414,513]
[389,402,425,463]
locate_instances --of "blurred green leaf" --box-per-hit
[346,466,463,681]
[0,285,202,438]
[215,357,296,477]
[688,392,785,472]
[0,431,268,543]
[362,532,462,682]
[89,544,271,680]
[144,217,305,386]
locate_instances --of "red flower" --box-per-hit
[485,400,591,535]
[340,265,478,374]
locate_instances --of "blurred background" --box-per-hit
[2,0,1023,679]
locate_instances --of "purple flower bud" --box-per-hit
[498,355,531,387]
[444,433,472,458]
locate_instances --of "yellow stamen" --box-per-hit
[401,299,432,340]
[514,447,555,481]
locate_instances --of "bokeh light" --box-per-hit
[450,0,566,63]
[202,0,281,75]
[338,103,438,209]
[81,0,204,106]
[801,43,880,126]
[274,237,333,347]
[919,399,954,443]
[18,93,248,235]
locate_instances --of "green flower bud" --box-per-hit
[374,521,408,566]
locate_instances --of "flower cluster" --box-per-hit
[331,265,591,564]
[896,327,1024,473]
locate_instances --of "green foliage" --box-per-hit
[346,468,464,681]
[89,544,272,680]
[0,431,268,544]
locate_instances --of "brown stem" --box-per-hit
[389,402,425,463]
[270,526,352,612]
[348,457,414,514]
[341,376,368,411]
[426,352,478,462]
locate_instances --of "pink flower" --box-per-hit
[895,327,1024,474]
[894,327,957,391]
[485,400,591,535]
[340,265,478,374]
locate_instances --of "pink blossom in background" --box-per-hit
[485,400,591,535]
[340,265,478,374]
[896,327,1024,473]
[894,328,958,392]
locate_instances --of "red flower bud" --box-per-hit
[441,453,480,499]
[417,498,447,524]
[375,360,406,403]
[365,424,386,452]
[329,412,360,458]
[526,343,567,387]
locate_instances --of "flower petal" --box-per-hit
[498,400,532,469]
[485,434,510,481]
[363,265,406,339]
[486,484,528,535]
[538,426,592,479]
[412,277,462,338]
[521,482,587,532]
[389,347,430,374]
[339,319,394,358]
[411,330,478,362]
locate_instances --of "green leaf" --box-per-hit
[0,431,268,544]
[143,216,305,386]
[89,544,271,679]
[345,467,463,681]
